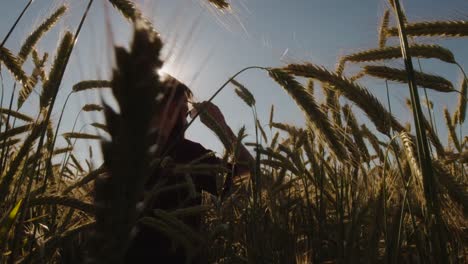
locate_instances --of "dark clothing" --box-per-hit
[125,139,232,264]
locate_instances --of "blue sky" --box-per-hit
[0,0,467,162]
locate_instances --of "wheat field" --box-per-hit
[0,0,466,263]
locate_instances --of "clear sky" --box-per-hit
[0,0,467,162]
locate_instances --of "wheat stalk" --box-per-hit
[18,5,67,63]
[91,122,109,133]
[72,80,112,92]
[344,44,456,65]
[386,20,468,37]
[400,131,423,179]
[0,120,45,201]
[443,107,461,152]
[285,63,404,135]
[0,108,33,122]
[378,10,391,48]
[361,124,384,162]
[432,160,468,214]
[342,105,370,162]
[0,46,32,90]
[62,132,101,140]
[456,77,467,123]
[18,51,48,108]
[0,124,33,141]
[364,65,455,93]
[192,102,234,153]
[19,221,96,264]
[82,104,104,112]
[63,166,105,194]
[51,146,73,156]
[40,31,74,108]
[108,0,140,21]
[269,69,348,161]
[231,79,256,107]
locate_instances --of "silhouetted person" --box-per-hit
[125,76,252,263]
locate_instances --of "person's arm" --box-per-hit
[195,101,253,181]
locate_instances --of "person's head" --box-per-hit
[152,75,193,140]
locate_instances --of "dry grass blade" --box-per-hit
[343,44,456,65]
[386,20,468,37]
[378,9,390,48]
[364,65,455,92]
[62,132,101,140]
[18,5,67,62]
[285,63,405,135]
[269,69,348,160]
[0,46,32,89]
[40,31,73,108]
[72,80,112,92]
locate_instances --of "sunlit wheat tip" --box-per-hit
[378,9,390,48]
[18,5,67,63]
[41,31,74,108]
